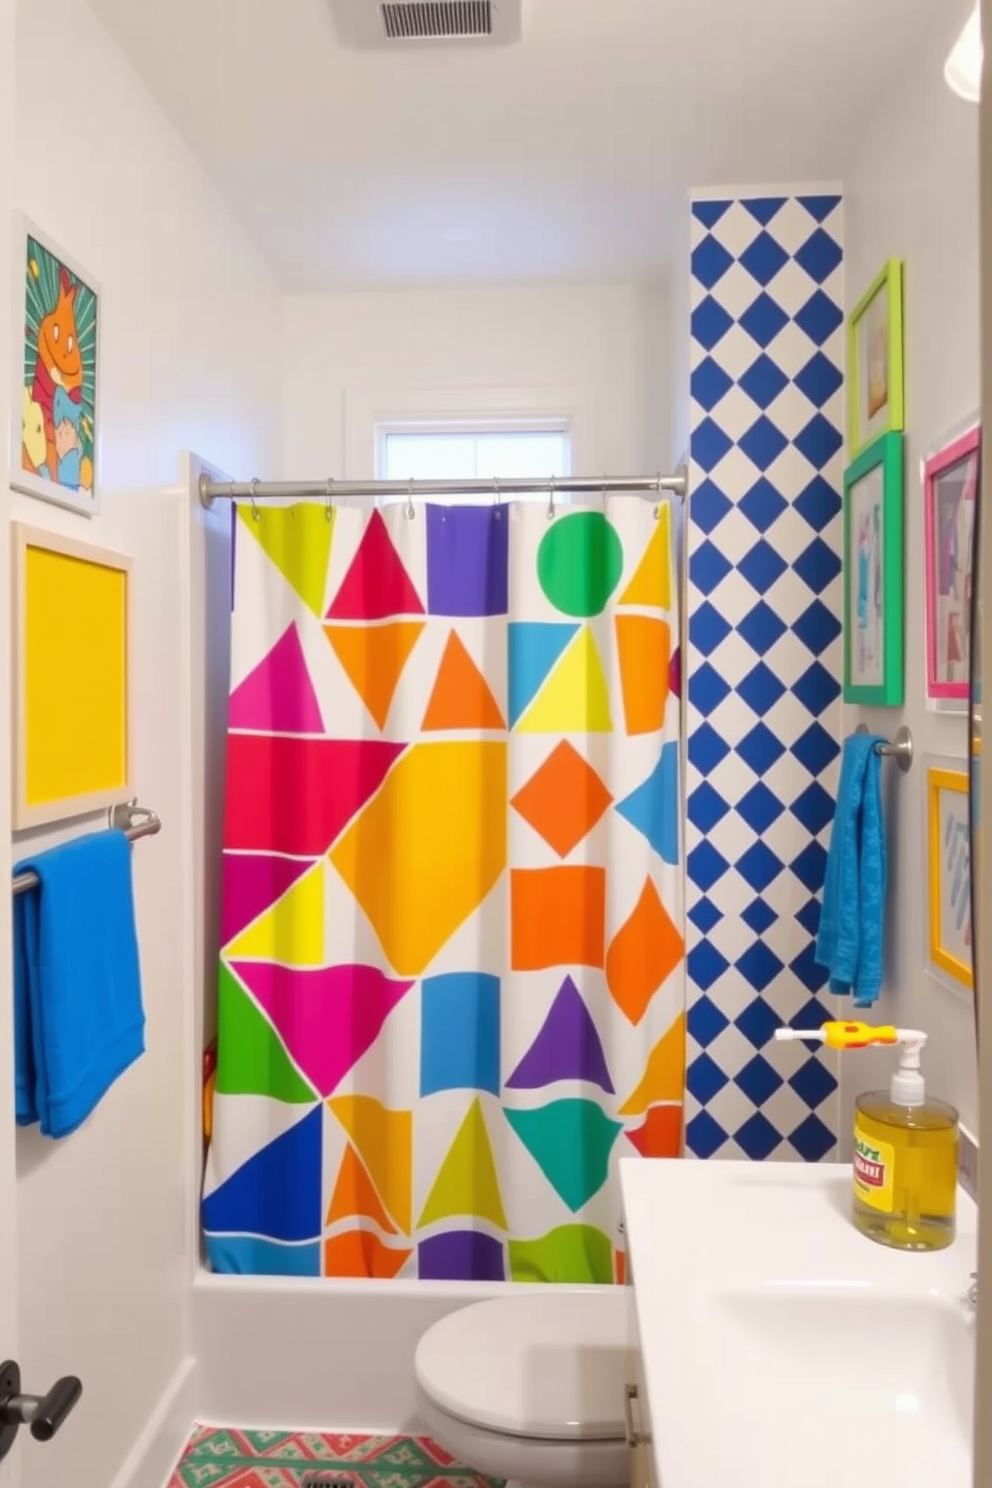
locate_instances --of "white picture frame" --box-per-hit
[13,523,132,829]
[10,213,101,518]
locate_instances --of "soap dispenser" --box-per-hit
[775,1022,959,1252]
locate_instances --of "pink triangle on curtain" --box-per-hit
[229,623,324,734]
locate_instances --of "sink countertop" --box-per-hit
[620,1158,978,1488]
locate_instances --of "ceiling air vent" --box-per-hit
[382,2,491,39]
[330,0,522,48]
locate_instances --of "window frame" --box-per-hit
[343,385,593,484]
[375,417,573,484]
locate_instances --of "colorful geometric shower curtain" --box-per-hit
[202,497,685,1281]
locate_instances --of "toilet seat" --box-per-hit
[415,1291,627,1441]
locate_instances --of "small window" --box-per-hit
[378,425,570,501]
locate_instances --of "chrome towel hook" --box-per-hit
[855,723,913,773]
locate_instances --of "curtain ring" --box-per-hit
[602,475,608,512]
[406,479,416,520]
[249,478,260,522]
[325,478,334,521]
[654,473,662,521]
[493,477,502,520]
[547,477,556,521]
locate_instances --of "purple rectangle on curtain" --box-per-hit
[426,503,509,616]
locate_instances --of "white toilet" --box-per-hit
[414,1291,628,1488]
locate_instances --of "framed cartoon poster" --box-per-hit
[10,215,100,517]
[848,259,905,458]
[843,431,905,706]
[924,422,980,708]
[925,759,973,995]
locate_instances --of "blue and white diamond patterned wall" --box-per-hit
[685,193,844,1163]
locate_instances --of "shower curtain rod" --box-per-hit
[198,468,688,509]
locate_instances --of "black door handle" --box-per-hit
[23,1374,83,1440]
[0,1360,82,1461]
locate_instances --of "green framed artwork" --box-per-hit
[848,259,905,458]
[843,432,904,706]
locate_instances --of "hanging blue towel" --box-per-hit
[13,830,145,1138]
[815,733,887,1007]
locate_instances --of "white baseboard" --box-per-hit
[107,1357,198,1488]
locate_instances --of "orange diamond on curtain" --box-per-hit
[511,741,613,858]
[606,877,685,1024]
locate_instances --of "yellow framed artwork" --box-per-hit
[848,259,905,459]
[13,523,132,829]
[925,760,973,993]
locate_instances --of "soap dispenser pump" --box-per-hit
[775,1022,959,1252]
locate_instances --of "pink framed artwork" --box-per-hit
[924,423,980,704]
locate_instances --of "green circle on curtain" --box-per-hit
[537,511,624,617]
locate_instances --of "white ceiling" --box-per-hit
[89,0,959,290]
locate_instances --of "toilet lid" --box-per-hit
[415,1291,627,1441]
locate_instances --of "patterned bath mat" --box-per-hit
[169,1427,503,1488]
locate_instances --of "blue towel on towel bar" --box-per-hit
[815,733,887,1008]
[13,830,145,1137]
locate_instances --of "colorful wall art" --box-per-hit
[11,217,100,517]
[925,759,973,994]
[13,524,131,829]
[924,423,980,706]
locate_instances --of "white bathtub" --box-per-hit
[191,1266,613,1432]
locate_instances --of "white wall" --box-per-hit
[10,3,282,1487]
[668,193,692,470]
[842,9,980,1134]
[0,0,18,1476]
[283,282,672,481]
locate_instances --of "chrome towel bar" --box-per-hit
[11,802,161,897]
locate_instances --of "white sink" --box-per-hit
[620,1161,977,1488]
[716,1290,974,1461]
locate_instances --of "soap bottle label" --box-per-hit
[853,1125,895,1212]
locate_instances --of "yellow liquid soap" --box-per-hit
[853,1092,959,1252]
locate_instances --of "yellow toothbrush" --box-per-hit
[775,1020,904,1051]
